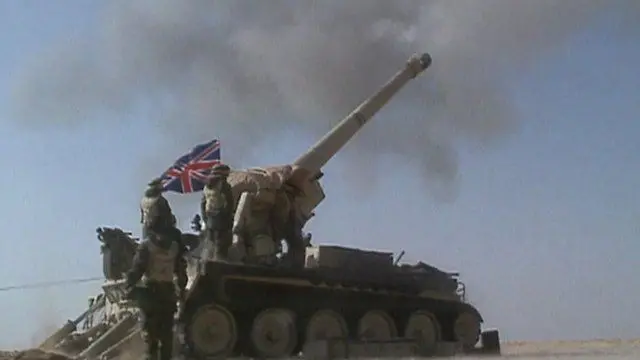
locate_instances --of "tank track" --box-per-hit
[180,261,484,358]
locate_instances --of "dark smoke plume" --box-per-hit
[7,0,638,195]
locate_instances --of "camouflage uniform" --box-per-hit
[200,164,234,260]
[140,178,174,238]
[284,208,306,268]
[125,229,187,360]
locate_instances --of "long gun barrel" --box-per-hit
[289,53,432,186]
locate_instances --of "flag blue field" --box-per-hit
[159,139,221,193]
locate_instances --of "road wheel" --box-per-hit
[184,304,237,359]
[305,309,348,343]
[404,311,440,355]
[357,310,397,340]
[454,312,481,350]
[250,308,298,358]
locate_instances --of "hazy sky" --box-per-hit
[1,0,639,348]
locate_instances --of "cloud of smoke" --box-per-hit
[7,0,637,195]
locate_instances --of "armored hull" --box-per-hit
[181,245,484,358]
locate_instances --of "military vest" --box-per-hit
[141,195,169,226]
[144,240,179,283]
[203,184,227,213]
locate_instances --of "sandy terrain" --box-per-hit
[2,339,639,360]
[499,338,640,357]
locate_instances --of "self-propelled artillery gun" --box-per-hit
[180,52,500,358]
[34,52,500,360]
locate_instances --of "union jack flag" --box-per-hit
[159,139,221,194]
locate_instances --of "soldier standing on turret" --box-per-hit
[125,228,188,360]
[284,203,307,268]
[275,185,307,268]
[201,164,234,261]
[140,178,174,238]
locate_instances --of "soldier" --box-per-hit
[200,164,234,260]
[140,178,174,238]
[283,192,307,268]
[125,229,187,360]
[84,297,95,330]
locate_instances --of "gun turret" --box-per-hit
[224,53,433,259]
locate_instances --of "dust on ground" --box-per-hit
[0,349,69,360]
[500,339,640,357]
[2,339,639,360]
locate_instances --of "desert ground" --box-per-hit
[2,338,639,360]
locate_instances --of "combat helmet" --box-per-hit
[147,178,164,188]
[210,163,231,178]
[145,178,164,195]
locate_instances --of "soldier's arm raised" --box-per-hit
[174,243,188,292]
[125,241,150,288]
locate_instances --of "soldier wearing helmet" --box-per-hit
[125,227,187,360]
[140,178,174,238]
[200,163,234,261]
[132,178,186,360]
